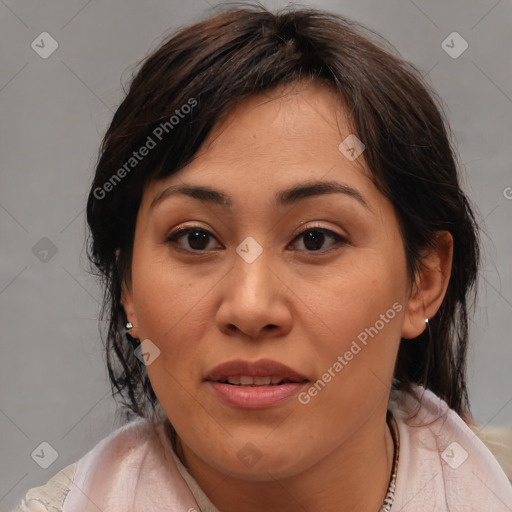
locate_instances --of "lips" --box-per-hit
[205,359,310,409]
[205,358,309,386]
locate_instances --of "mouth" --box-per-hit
[205,359,309,409]
[205,358,309,385]
[217,375,307,386]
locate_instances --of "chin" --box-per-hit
[206,441,313,481]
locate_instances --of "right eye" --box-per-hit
[166,227,222,253]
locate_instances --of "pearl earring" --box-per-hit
[126,321,133,330]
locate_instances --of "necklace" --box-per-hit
[379,410,400,512]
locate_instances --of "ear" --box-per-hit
[401,231,453,339]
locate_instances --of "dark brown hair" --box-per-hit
[86,2,480,423]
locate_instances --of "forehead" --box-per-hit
[197,80,352,158]
[142,80,374,207]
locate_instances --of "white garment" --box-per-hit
[13,386,512,512]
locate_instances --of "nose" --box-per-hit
[215,248,293,340]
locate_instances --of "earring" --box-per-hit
[125,321,140,348]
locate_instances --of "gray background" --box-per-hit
[1,0,511,509]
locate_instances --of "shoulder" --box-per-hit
[12,463,76,512]
[11,418,150,511]
[388,386,512,511]
[12,417,200,512]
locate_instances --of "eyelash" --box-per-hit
[165,224,348,254]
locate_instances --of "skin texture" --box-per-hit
[122,80,453,512]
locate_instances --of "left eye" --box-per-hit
[166,227,346,253]
[291,227,347,252]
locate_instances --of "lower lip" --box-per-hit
[208,381,308,409]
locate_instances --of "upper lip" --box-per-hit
[205,358,309,382]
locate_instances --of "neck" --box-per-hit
[177,410,395,512]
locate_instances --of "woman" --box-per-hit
[14,3,512,511]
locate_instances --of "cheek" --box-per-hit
[318,252,406,341]
[129,244,213,367]
[303,249,407,409]
[130,262,212,424]
[297,270,405,431]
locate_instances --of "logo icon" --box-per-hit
[134,339,161,366]
[31,32,59,59]
[237,442,263,468]
[236,237,263,263]
[441,441,468,469]
[32,237,58,263]
[31,441,59,469]
[338,134,365,161]
[441,32,468,59]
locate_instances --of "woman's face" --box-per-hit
[123,80,416,479]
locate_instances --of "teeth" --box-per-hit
[225,376,285,386]
[254,376,272,386]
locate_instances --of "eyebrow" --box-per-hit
[150,180,370,212]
